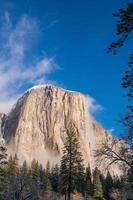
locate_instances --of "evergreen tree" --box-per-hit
[93,168,103,200]
[60,122,85,200]
[84,165,93,199]
[99,174,106,198]
[46,160,50,175]
[30,159,40,200]
[107,1,133,192]
[39,164,47,192]
[5,160,32,200]
[104,171,114,199]
[46,178,52,192]
[6,155,18,185]
[12,169,28,200]
[0,139,7,198]
[51,164,59,192]
[113,176,122,189]
[107,1,133,173]
[14,160,32,200]
[3,155,19,199]
[20,160,28,178]
[75,152,85,195]
[1,179,10,200]
[45,160,52,192]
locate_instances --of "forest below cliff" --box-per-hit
[0,122,130,200]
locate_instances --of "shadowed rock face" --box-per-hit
[3,85,110,170]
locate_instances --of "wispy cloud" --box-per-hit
[107,128,115,134]
[47,19,58,29]
[86,95,103,114]
[0,12,57,113]
[0,12,102,117]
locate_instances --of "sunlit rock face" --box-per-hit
[3,85,113,171]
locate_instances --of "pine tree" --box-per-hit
[21,160,28,177]
[7,155,18,182]
[46,178,52,192]
[30,159,40,200]
[60,122,85,200]
[93,168,103,200]
[105,171,114,199]
[45,160,52,192]
[99,174,106,198]
[15,160,32,199]
[0,138,7,198]
[4,160,31,200]
[46,160,50,175]
[3,154,19,199]
[107,1,133,175]
[51,164,59,192]
[39,164,47,192]
[84,165,93,199]
[75,152,85,195]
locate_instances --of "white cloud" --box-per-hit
[107,128,115,133]
[0,13,102,117]
[86,95,103,114]
[0,13,57,113]
[0,97,18,114]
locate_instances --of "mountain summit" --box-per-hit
[3,85,118,173]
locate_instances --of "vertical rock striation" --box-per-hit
[3,85,112,171]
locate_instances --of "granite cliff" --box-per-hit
[1,85,118,173]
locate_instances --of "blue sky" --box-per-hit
[0,0,131,136]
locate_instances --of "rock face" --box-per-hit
[3,85,111,170]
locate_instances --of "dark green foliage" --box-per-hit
[39,164,47,191]
[45,160,52,192]
[99,174,106,197]
[8,154,18,177]
[108,2,133,165]
[113,176,122,189]
[93,168,103,199]
[120,55,133,181]
[59,122,85,200]
[84,165,93,199]
[51,164,59,192]
[122,54,133,150]
[75,153,85,195]
[30,159,41,199]
[46,178,52,192]
[0,154,119,199]
[3,154,19,199]
[0,132,119,200]
[46,160,50,175]
[108,1,133,188]
[0,140,7,198]
[108,3,133,53]
[11,166,30,200]
[104,172,114,199]
[18,160,32,199]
